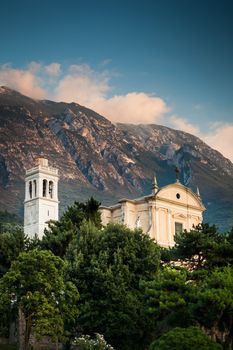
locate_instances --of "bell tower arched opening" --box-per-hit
[29,181,32,199]
[43,179,47,197]
[49,181,53,198]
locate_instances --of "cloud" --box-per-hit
[28,62,42,74]
[52,64,169,124]
[100,58,112,67]
[170,115,200,135]
[44,63,61,76]
[93,93,169,124]
[53,64,110,106]
[203,123,233,162]
[0,64,46,99]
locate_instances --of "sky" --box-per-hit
[0,0,233,161]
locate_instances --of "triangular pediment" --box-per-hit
[173,213,186,219]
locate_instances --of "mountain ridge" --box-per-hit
[0,86,232,230]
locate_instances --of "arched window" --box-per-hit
[29,181,32,199]
[43,179,47,197]
[33,180,37,197]
[49,181,53,198]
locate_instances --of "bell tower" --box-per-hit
[24,158,59,239]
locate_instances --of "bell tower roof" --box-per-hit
[26,158,58,177]
[37,157,48,167]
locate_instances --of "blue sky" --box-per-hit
[0,0,233,161]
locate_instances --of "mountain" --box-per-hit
[0,86,233,231]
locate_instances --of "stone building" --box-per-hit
[24,158,59,239]
[100,176,205,247]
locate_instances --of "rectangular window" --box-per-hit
[175,222,183,235]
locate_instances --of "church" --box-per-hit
[24,158,205,246]
[100,175,205,247]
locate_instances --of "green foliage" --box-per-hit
[40,197,101,257]
[191,266,233,346]
[145,265,233,347]
[0,225,29,337]
[66,222,160,350]
[0,210,22,234]
[0,249,79,349]
[149,327,222,350]
[60,196,102,231]
[0,227,26,277]
[1,196,232,350]
[74,333,114,350]
[145,267,195,335]
[0,284,14,337]
[170,223,233,269]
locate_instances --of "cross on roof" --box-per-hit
[175,166,180,182]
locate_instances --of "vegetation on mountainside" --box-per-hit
[0,210,22,234]
[0,201,233,350]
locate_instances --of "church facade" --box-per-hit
[100,177,205,247]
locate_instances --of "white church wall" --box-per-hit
[112,207,122,223]
[100,208,112,226]
[157,208,169,247]
[124,202,137,229]
[136,204,150,233]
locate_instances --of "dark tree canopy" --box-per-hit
[66,222,160,350]
[149,327,222,350]
[0,249,79,350]
[0,228,26,277]
[40,197,102,257]
[163,223,233,270]
[0,202,232,350]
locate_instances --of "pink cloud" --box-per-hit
[53,64,169,124]
[54,64,110,105]
[170,115,200,135]
[0,64,46,99]
[203,123,233,162]
[44,63,61,76]
[93,92,169,124]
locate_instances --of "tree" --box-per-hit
[66,222,160,350]
[192,266,233,348]
[149,327,222,350]
[40,197,101,257]
[169,223,233,270]
[145,267,195,336]
[0,227,26,277]
[0,249,79,350]
[145,266,233,349]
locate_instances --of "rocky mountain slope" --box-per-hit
[0,86,233,230]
